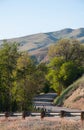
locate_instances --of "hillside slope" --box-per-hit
[0,28,84,62]
[64,77,84,110]
[54,76,84,110]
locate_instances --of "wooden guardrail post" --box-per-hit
[81,111,84,127]
[81,111,84,121]
[41,108,46,120]
[22,111,26,119]
[5,112,9,119]
[60,110,65,118]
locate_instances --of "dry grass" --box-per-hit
[54,76,84,110]
[0,116,84,130]
[64,83,84,110]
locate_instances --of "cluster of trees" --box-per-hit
[0,41,47,112]
[47,39,84,95]
[0,39,84,112]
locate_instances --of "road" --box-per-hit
[33,93,81,113]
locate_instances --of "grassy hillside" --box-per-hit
[0,28,84,62]
[54,75,84,110]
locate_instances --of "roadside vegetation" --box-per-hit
[47,39,84,95]
[0,38,84,113]
[54,75,84,107]
[0,41,48,112]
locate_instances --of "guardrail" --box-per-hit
[0,110,84,120]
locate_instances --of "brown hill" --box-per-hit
[54,76,84,110]
[0,28,84,62]
[64,77,84,110]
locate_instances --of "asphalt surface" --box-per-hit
[33,93,81,113]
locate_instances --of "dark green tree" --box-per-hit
[0,41,19,112]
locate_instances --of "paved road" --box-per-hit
[33,93,81,112]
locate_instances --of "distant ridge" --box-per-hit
[0,28,84,62]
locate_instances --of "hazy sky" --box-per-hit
[0,0,84,39]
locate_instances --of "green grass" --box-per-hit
[54,75,84,106]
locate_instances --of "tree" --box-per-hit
[48,39,84,65]
[35,63,48,93]
[46,57,64,95]
[59,61,84,87]
[0,41,19,112]
[0,42,48,112]
[47,39,84,94]
[14,53,47,111]
[14,52,36,111]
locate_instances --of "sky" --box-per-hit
[0,0,84,39]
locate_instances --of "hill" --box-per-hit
[64,76,84,110]
[54,76,84,110]
[0,28,84,62]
